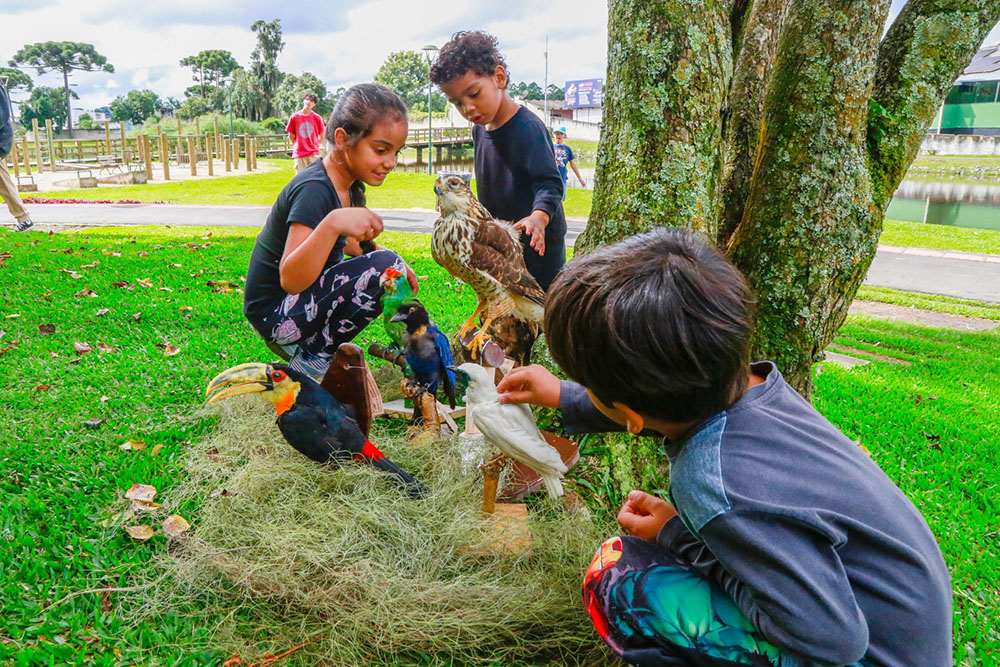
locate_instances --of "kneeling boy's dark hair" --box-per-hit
[545,228,753,424]
[430,31,508,85]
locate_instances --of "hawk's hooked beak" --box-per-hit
[434,183,444,196]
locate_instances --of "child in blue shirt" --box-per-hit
[497,228,952,666]
[552,127,586,200]
[430,31,566,291]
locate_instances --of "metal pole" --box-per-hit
[427,63,433,175]
[544,35,549,130]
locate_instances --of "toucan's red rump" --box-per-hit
[361,440,386,460]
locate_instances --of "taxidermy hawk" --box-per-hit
[431,174,545,357]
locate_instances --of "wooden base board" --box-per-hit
[381,398,466,420]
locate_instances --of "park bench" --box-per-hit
[97,154,125,174]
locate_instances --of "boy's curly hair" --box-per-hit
[430,31,508,85]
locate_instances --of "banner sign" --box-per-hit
[564,79,604,108]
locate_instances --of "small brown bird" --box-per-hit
[431,174,545,358]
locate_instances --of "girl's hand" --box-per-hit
[513,211,549,255]
[617,490,677,541]
[404,262,420,295]
[325,207,384,241]
[496,365,561,408]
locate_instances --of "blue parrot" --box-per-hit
[391,302,457,409]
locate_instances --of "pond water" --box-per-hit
[400,156,1000,232]
[885,179,1000,231]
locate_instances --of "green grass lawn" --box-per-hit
[879,219,1000,255]
[1,224,998,664]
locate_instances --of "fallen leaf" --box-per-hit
[100,395,110,404]
[130,499,162,512]
[158,287,173,292]
[111,280,130,288]
[96,308,110,317]
[162,514,191,538]
[49,351,60,358]
[179,306,193,312]
[150,444,163,456]
[169,263,182,268]
[38,323,56,334]
[73,288,98,298]
[5,313,20,319]
[125,483,157,502]
[124,525,154,541]
[110,251,121,257]
[209,488,237,498]
[81,261,99,269]
[34,384,50,391]
[136,278,153,288]
[120,439,147,451]
[132,313,142,321]
[99,590,112,613]
[97,342,115,354]
[137,251,149,258]
[164,343,181,357]
[60,269,83,279]
[205,447,221,461]
[200,233,212,240]
[73,342,91,355]
[923,432,942,450]
[81,417,104,427]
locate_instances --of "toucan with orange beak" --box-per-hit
[205,362,427,498]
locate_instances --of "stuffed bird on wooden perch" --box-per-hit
[453,362,567,498]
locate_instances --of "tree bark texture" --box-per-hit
[576,0,732,249]
[582,0,1000,396]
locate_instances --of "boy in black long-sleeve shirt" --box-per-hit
[431,31,566,290]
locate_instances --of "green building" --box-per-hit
[933,45,1000,135]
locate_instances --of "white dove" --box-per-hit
[457,363,567,498]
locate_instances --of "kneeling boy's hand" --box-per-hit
[617,490,677,541]
[496,364,561,408]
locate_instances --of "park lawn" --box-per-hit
[1,224,998,664]
[856,286,1000,320]
[879,219,1000,256]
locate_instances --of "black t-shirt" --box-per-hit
[243,158,349,322]
[473,106,567,290]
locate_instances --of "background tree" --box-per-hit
[274,72,335,118]
[0,67,33,94]
[546,83,565,101]
[578,0,1000,397]
[374,50,434,110]
[243,19,285,120]
[179,49,239,98]
[9,41,114,136]
[109,89,162,125]
[76,112,94,130]
[19,86,77,131]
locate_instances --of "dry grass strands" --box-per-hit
[129,399,612,665]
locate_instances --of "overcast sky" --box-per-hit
[2,0,998,116]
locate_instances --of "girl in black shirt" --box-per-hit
[243,84,419,378]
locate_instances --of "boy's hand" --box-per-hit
[496,364,561,408]
[327,207,383,242]
[514,210,549,256]
[617,490,677,541]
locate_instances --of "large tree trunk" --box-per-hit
[581,0,1000,397]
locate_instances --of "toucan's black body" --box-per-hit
[271,365,427,498]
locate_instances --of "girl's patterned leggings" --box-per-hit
[253,250,404,378]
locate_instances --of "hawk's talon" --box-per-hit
[468,329,491,359]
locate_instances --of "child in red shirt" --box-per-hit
[286,92,326,172]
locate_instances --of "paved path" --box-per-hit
[14,202,1000,304]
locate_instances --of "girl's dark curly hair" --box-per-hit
[430,31,508,85]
